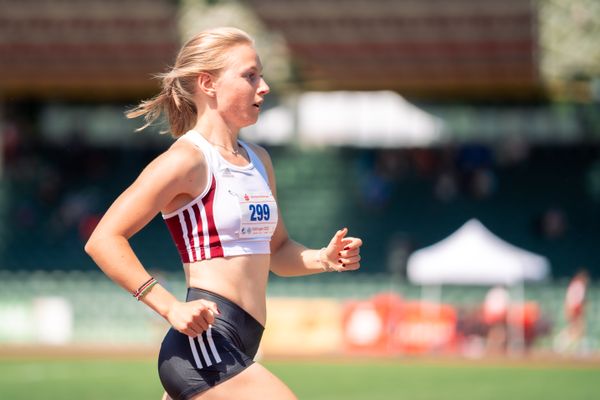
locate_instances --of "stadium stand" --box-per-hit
[245,0,541,99]
[0,0,179,100]
[1,132,598,281]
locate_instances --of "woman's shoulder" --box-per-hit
[143,139,207,184]
[167,137,207,165]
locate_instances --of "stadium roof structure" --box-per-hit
[245,0,542,100]
[406,219,550,286]
[0,0,180,100]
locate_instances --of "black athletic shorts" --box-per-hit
[158,288,265,400]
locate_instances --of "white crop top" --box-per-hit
[162,130,278,263]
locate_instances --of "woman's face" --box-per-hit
[213,44,270,130]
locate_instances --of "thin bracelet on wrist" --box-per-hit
[133,277,158,301]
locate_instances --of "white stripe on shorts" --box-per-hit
[188,336,203,369]
[206,327,222,364]
[188,327,221,369]
[197,333,212,367]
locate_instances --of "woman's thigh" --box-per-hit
[189,363,297,400]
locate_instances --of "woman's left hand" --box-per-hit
[320,227,363,272]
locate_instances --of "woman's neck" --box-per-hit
[193,118,239,150]
[192,118,247,160]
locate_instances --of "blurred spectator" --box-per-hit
[469,167,497,199]
[456,143,493,172]
[378,149,409,180]
[554,269,589,355]
[1,123,21,167]
[482,285,510,354]
[57,191,98,231]
[496,137,530,166]
[411,148,438,178]
[455,143,497,199]
[510,301,551,353]
[357,151,395,210]
[534,207,568,240]
[456,306,487,358]
[433,171,459,202]
[360,170,392,210]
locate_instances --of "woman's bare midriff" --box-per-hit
[183,253,271,326]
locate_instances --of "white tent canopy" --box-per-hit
[407,219,550,286]
[297,91,445,147]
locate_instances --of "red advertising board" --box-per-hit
[343,293,457,355]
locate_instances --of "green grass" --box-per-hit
[0,358,598,400]
[270,360,600,400]
[0,359,163,399]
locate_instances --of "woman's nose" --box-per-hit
[258,78,270,95]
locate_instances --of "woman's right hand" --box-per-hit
[166,299,220,337]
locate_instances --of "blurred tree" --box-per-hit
[539,0,600,101]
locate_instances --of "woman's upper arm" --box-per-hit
[89,143,206,241]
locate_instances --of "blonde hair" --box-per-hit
[127,27,254,137]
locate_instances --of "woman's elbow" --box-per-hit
[84,236,98,257]
[269,261,298,278]
[84,230,106,258]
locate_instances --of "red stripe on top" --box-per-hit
[202,177,223,259]
[164,214,190,263]
[163,176,223,263]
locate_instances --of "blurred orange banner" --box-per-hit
[342,293,457,355]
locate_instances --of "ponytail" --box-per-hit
[126,73,197,137]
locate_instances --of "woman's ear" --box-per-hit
[197,72,216,97]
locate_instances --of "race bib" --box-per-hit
[238,192,278,238]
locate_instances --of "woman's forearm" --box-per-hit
[85,235,178,319]
[269,238,327,277]
[270,228,361,277]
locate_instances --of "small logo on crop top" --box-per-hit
[222,168,233,178]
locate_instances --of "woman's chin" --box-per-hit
[240,116,259,129]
